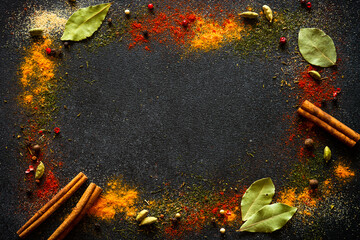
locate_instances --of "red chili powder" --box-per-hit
[297,66,336,107]
[128,10,197,50]
[163,191,244,239]
[36,170,59,199]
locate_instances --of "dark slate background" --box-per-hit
[1,0,360,239]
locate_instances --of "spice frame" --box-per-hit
[1,0,360,239]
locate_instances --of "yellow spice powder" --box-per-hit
[189,17,243,52]
[19,37,56,106]
[88,178,138,220]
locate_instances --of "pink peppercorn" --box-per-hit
[54,127,60,134]
[181,19,189,27]
[148,4,154,10]
[280,37,287,44]
[306,2,312,8]
[45,48,51,55]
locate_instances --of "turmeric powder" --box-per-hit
[335,163,355,179]
[19,37,56,107]
[88,178,139,220]
[188,17,243,52]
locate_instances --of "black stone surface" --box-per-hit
[1,0,360,239]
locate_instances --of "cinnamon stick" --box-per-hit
[48,183,96,240]
[56,186,102,240]
[301,100,360,142]
[297,108,356,147]
[17,172,88,238]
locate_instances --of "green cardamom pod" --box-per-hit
[262,5,273,22]
[239,11,259,19]
[29,28,44,37]
[139,216,158,226]
[308,70,322,80]
[35,161,45,179]
[324,146,331,163]
[136,209,149,222]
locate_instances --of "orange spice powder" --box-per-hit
[188,17,243,52]
[19,37,56,106]
[88,178,138,220]
[334,163,355,179]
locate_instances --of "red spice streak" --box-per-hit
[36,170,59,198]
[128,10,197,50]
[164,190,245,239]
[298,66,336,107]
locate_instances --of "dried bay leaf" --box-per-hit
[298,28,337,67]
[238,203,297,233]
[35,161,45,179]
[61,3,112,41]
[241,177,275,221]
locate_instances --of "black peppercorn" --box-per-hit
[143,30,149,39]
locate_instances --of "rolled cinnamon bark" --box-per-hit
[297,107,357,147]
[56,186,102,240]
[48,183,96,240]
[17,172,88,238]
[301,100,360,142]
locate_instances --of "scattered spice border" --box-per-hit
[4,0,358,239]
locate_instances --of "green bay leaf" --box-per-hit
[241,177,275,221]
[238,203,297,233]
[61,3,112,41]
[298,28,337,67]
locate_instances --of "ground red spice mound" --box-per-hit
[297,65,337,107]
[163,190,244,239]
[36,170,59,199]
[128,8,197,50]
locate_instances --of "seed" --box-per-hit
[139,216,158,226]
[309,179,319,189]
[29,28,44,37]
[220,228,226,234]
[143,31,149,39]
[148,4,154,10]
[125,9,130,15]
[304,138,314,148]
[309,70,321,80]
[63,41,69,47]
[54,127,61,134]
[136,209,149,222]
[175,213,181,219]
[159,214,165,219]
[219,209,225,215]
[107,18,112,24]
[45,48,52,55]
[33,144,41,154]
[262,5,273,22]
[324,146,331,163]
[239,11,259,19]
[181,19,189,27]
[170,217,178,226]
[306,2,312,8]
[31,156,37,161]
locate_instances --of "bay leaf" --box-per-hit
[241,177,275,221]
[238,203,297,233]
[298,28,337,67]
[61,3,112,41]
[35,161,45,180]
